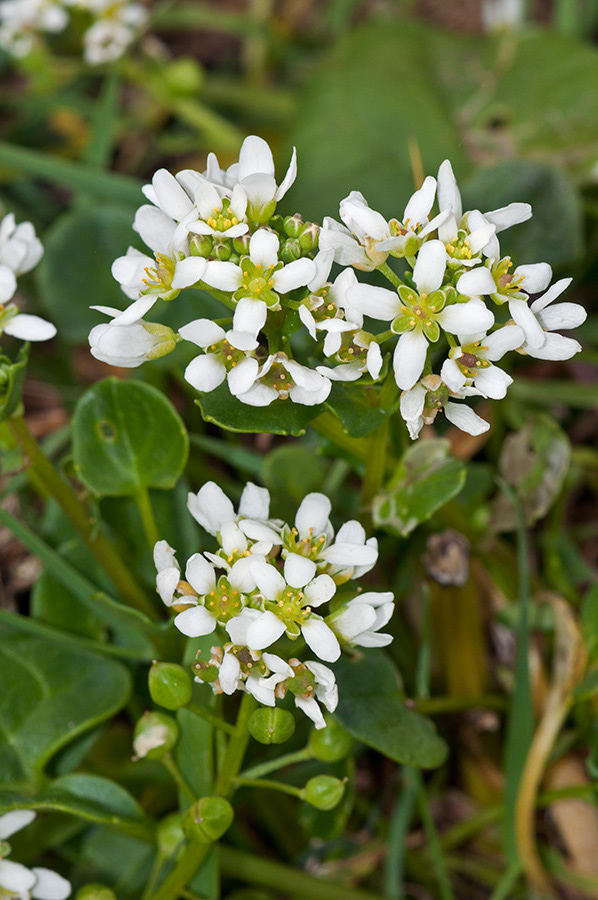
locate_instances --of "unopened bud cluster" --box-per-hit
[90,134,586,435]
[154,481,394,729]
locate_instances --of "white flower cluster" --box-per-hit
[154,482,394,729]
[94,135,586,431]
[0,213,56,343]
[0,810,71,899]
[0,0,147,63]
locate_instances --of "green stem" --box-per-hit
[487,862,521,900]
[187,703,237,735]
[149,694,256,900]
[378,262,403,290]
[7,415,157,619]
[234,776,305,799]
[161,753,197,803]
[374,329,395,344]
[359,373,398,511]
[136,486,160,550]
[219,846,384,900]
[414,771,457,900]
[240,747,312,779]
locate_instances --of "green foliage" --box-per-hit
[373,439,466,537]
[0,343,28,421]
[261,445,326,511]
[72,378,189,496]
[326,382,397,438]
[0,628,131,790]
[333,651,448,769]
[37,205,138,342]
[308,717,354,762]
[196,384,323,435]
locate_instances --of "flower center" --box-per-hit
[204,575,245,623]
[205,200,241,233]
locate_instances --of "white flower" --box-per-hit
[187,480,279,548]
[440,324,524,399]
[316,329,383,383]
[153,540,181,606]
[0,213,43,276]
[520,278,587,360]
[288,659,338,729]
[0,304,56,342]
[241,557,340,661]
[202,229,316,337]
[231,351,331,407]
[180,318,258,395]
[400,374,490,439]
[348,240,494,389]
[376,177,450,258]
[186,182,249,240]
[88,306,175,367]
[172,555,254,638]
[299,251,364,339]
[0,810,71,900]
[481,0,523,31]
[83,18,135,63]
[329,591,394,647]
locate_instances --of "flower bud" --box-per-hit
[143,323,177,360]
[212,240,232,261]
[189,234,213,258]
[298,222,320,252]
[182,796,234,843]
[133,711,179,759]
[76,886,117,900]
[248,708,295,745]
[148,662,193,711]
[157,812,185,857]
[308,717,353,762]
[232,233,251,255]
[163,58,204,96]
[193,656,219,683]
[283,214,304,238]
[304,775,345,811]
[280,238,302,264]
[247,198,277,225]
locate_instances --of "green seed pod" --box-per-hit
[308,717,354,762]
[304,775,345,811]
[280,238,302,264]
[163,58,204,96]
[248,708,295,745]
[157,812,185,857]
[283,214,304,238]
[298,222,320,252]
[189,233,213,258]
[75,885,117,900]
[182,796,234,843]
[149,662,193,710]
[133,711,179,760]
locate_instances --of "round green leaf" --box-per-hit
[36,205,138,342]
[72,378,189,497]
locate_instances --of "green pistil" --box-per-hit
[336,333,367,364]
[393,286,445,341]
[446,231,474,260]
[494,257,524,297]
[142,252,178,295]
[235,257,281,306]
[287,664,317,698]
[285,526,326,561]
[231,645,267,677]
[207,338,247,372]
[205,198,242,233]
[268,585,310,629]
[204,575,245,624]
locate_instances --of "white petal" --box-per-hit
[174,606,217,637]
[0,265,17,301]
[412,240,446,294]
[508,297,545,350]
[30,868,71,900]
[485,202,532,232]
[537,302,587,331]
[299,305,317,340]
[444,402,490,435]
[530,278,571,313]
[171,256,207,290]
[355,632,393,647]
[251,558,285,601]
[524,333,581,360]
[284,553,317,589]
[437,159,462,220]
[0,859,36,894]
[393,329,428,391]
[275,146,298,200]
[202,261,243,292]
[4,314,56,341]
[239,483,270,520]
[218,653,241,695]
[152,168,194,220]
[246,610,286,650]
[515,262,552,294]
[321,541,378,567]
[238,135,275,180]
[188,482,235,534]
[301,618,341,662]
[228,357,259,396]
[474,364,512,399]
[346,283,399,321]
[303,574,336,607]
[440,357,467,393]
[111,294,156,326]
[438,298,494,334]
[482,324,524,360]
[156,567,180,605]
[308,249,334,291]
[232,298,267,337]
[272,258,315,293]
[400,383,426,423]
[0,809,35,839]
[294,695,326,729]
[185,554,216,595]
[249,229,279,267]
[179,318,226,348]
[225,608,261,645]
[237,382,278,406]
[403,176,436,225]
[184,355,226,393]
[228,556,258,593]
[133,206,177,254]
[457,267,497,297]
[226,330,259,351]
[334,604,377,640]
[295,493,331,538]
